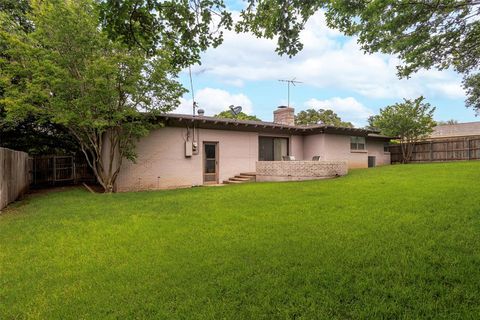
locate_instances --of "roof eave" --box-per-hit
[157,113,381,136]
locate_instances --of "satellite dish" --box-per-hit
[229,105,242,117]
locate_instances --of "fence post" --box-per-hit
[73,160,77,184]
[53,156,57,183]
[430,141,433,161]
[466,138,470,160]
[33,157,36,185]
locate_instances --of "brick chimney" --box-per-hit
[273,106,295,126]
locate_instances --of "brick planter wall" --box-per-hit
[256,160,347,182]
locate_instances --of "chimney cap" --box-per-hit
[278,105,288,109]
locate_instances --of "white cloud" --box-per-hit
[222,78,245,87]
[175,87,253,116]
[425,82,465,99]
[186,11,465,101]
[303,97,374,126]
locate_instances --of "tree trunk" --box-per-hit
[74,129,121,193]
[400,141,408,163]
[400,137,418,164]
[102,178,116,193]
[400,139,414,164]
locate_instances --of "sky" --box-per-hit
[175,8,478,127]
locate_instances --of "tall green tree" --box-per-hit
[98,0,233,67]
[371,97,436,163]
[364,115,378,131]
[0,0,32,32]
[214,110,261,121]
[295,108,353,127]
[0,0,185,192]
[0,115,80,155]
[236,1,480,112]
[0,0,82,156]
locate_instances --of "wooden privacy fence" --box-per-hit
[389,136,480,163]
[0,147,29,210]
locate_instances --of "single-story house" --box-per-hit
[110,106,391,192]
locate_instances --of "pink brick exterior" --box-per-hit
[367,139,391,166]
[114,127,260,192]
[303,134,390,168]
[113,127,310,192]
[110,123,391,192]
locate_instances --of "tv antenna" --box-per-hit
[278,78,302,107]
[189,65,197,116]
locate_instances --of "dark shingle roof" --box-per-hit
[430,121,480,139]
[157,113,391,139]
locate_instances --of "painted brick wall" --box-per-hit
[256,160,348,178]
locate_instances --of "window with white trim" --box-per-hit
[350,136,366,150]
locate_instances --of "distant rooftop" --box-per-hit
[430,121,480,139]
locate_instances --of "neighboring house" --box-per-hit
[110,106,391,192]
[429,121,480,140]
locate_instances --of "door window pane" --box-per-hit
[205,144,216,159]
[204,174,216,182]
[205,159,216,173]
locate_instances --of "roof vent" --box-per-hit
[197,108,205,116]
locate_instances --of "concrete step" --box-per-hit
[223,180,244,184]
[235,175,254,179]
[223,172,257,185]
[237,174,256,182]
[240,172,256,177]
[232,176,253,181]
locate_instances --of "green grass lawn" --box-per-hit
[1,162,480,319]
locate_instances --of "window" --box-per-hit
[350,136,366,150]
[259,137,289,161]
[384,142,390,152]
